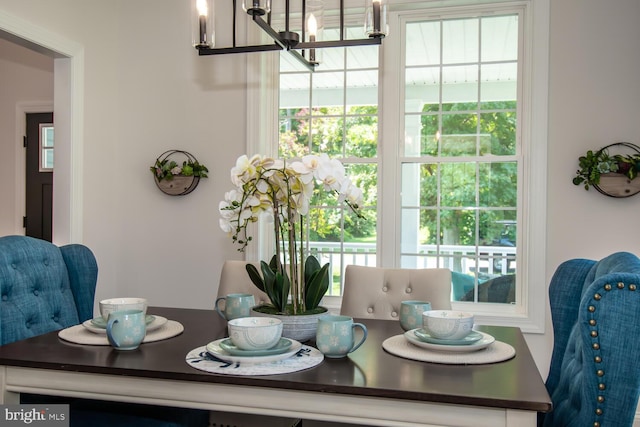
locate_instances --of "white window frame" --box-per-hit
[247,0,549,334]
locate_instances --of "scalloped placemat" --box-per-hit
[185,345,324,375]
[382,334,515,365]
[58,320,184,345]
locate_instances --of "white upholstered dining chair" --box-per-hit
[340,265,452,320]
[217,260,270,305]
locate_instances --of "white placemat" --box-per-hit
[185,345,324,375]
[58,320,184,345]
[382,334,515,365]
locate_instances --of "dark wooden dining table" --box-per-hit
[0,307,551,427]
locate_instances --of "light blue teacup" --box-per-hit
[316,315,368,359]
[106,309,146,351]
[400,300,432,331]
[215,293,256,321]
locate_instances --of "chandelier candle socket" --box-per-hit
[219,154,364,315]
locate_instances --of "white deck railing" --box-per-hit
[305,242,517,295]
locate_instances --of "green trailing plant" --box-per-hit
[151,158,208,182]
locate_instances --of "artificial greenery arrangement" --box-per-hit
[151,157,209,182]
[573,143,640,190]
[219,154,364,315]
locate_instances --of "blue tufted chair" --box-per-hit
[0,235,209,427]
[0,235,97,345]
[541,252,640,427]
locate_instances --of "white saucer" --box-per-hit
[82,315,168,334]
[218,338,293,357]
[206,338,302,365]
[404,329,495,352]
[413,329,483,346]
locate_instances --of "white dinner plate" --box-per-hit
[206,338,302,365]
[82,315,168,334]
[404,329,495,352]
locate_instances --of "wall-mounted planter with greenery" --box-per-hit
[150,150,208,196]
[573,142,640,198]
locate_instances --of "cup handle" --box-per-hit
[106,318,120,348]
[214,296,226,319]
[349,323,368,354]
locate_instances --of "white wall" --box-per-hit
[1,0,639,379]
[0,38,53,235]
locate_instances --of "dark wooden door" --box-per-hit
[25,112,53,242]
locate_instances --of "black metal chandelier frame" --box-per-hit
[196,0,383,71]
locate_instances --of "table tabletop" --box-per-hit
[0,307,551,425]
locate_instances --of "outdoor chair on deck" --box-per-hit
[540,251,640,427]
[0,235,208,427]
[341,265,452,319]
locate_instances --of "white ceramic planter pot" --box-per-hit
[250,307,329,343]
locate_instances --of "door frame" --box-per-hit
[1,8,84,244]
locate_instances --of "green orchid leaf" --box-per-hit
[246,263,266,293]
[305,262,330,310]
[276,272,290,313]
[304,255,321,284]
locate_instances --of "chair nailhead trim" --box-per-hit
[589,280,637,427]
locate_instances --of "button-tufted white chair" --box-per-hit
[217,260,270,306]
[340,265,452,320]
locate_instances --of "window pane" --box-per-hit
[312,72,344,114]
[310,116,342,156]
[346,70,378,107]
[345,113,378,158]
[406,21,440,67]
[481,15,518,62]
[279,116,311,157]
[43,149,54,169]
[440,163,476,207]
[442,65,478,106]
[478,162,517,207]
[405,67,439,113]
[442,18,478,64]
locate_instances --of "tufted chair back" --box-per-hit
[541,252,640,427]
[0,235,97,346]
[217,260,270,306]
[340,265,452,320]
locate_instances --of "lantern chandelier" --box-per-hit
[192,0,387,71]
